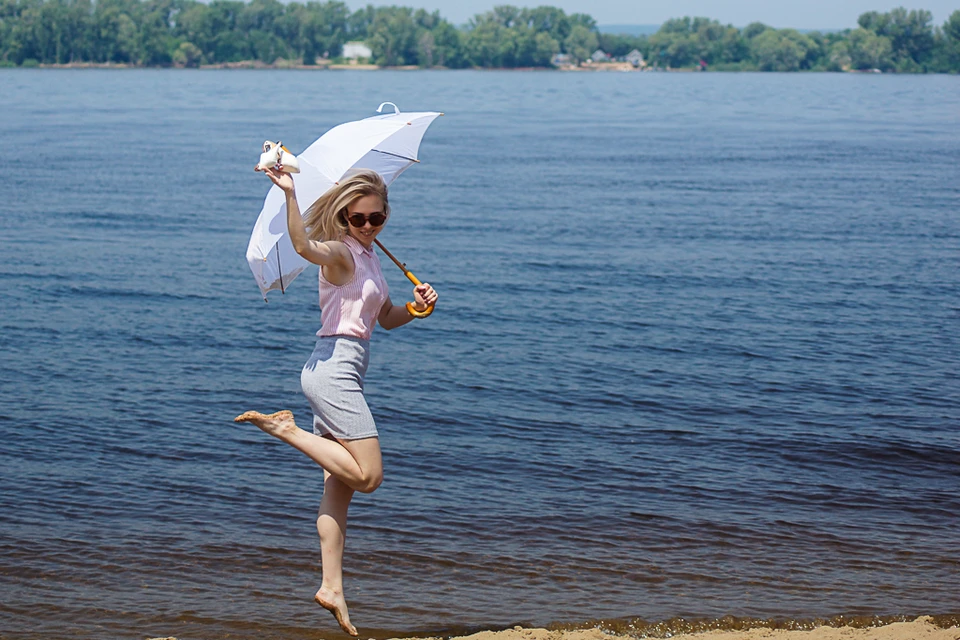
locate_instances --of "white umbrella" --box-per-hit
[245,102,443,300]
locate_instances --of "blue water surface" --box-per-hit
[0,69,958,639]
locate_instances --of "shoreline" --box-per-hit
[20,61,629,71]
[8,61,930,73]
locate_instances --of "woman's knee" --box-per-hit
[357,470,383,493]
[339,436,382,493]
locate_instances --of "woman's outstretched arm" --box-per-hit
[257,166,350,269]
[378,284,438,330]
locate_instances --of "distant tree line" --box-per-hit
[0,0,958,72]
[639,9,960,72]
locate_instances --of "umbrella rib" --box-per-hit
[277,243,285,294]
[372,149,419,163]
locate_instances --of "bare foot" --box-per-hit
[233,410,299,439]
[314,587,358,636]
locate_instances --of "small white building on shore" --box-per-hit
[625,49,645,67]
[590,49,610,63]
[342,41,372,60]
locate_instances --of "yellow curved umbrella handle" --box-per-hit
[405,301,435,318]
[402,272,436,318]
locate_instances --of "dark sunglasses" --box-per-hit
[344,211,387,228]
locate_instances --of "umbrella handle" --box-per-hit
[406,300,435,318]
[403,272,436,318]
[374,239,437,319]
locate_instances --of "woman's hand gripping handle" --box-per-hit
[409,280,438,318]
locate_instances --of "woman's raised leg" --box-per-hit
[234,411,383,493]
[315,469,358,636]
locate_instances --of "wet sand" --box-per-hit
[417,618,957,640]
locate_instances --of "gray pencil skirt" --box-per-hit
[300,336,379,441]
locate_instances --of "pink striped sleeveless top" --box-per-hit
[317,235,389,340]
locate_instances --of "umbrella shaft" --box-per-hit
[374,239,422,285]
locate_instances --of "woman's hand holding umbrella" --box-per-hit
[255,164,295,193]
[412,283,438,314]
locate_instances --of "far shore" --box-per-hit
[11,60,907,73]
[22,60,633,71]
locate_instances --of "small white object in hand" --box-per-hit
[258,140,300,173]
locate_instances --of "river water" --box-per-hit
[0,69,958,639]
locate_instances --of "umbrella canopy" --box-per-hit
[245,103,443,299]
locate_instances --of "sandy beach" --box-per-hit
[432,619,958,640]
[144,617,959,640]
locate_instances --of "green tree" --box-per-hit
[563,23,596,63]
[298,1,348,61]
[858,7,934,69]
[520,5,570,44]
[782,28,819,68]
[114,11,140,62]
[13,0,96,63]
[172,39,201,65]
[367,6,417,65]
[490,4,520,27]
[930,10,960,72]
[411,7,454,67]
[172,1,213,60]
[654,33,696,67]
[827,40,852,70]
[212,29,248,61]
[846,27,893,70]
[568,12,595,30]
[466,6,567,67]
[750,29,810,71]
[648,17,747,68]
[648,26,694,68]
[598,32,646,58]
[195,0,247,62]
[238,0,282,33]
[428,19,465,67]
[346,4,374,39]
[659,16,692,34]
[742,21,770,40]
[416,28,434,66]
[462,16,505,66]
[944,9,960,40]
[140,5,175,65]
[802,31,835,70]
[694,18,746,64]
[272,3,301,48]
[247,29,284,61]
[236,0,293,62]
[532,30,558,65]
[9,2,38,63]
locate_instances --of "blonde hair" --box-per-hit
[302,170,390,242]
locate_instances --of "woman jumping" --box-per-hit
[236,166,438,636]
